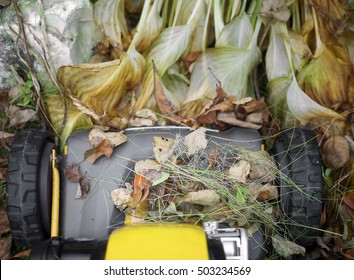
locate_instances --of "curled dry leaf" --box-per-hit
[184,127,208,156]
[64,163,82,183]
[0,210,10,234]
[249,163,276,183]
[8,106,37,128]
[89,128,127,148]
[153,136,176,162]
[248,185,278,201]
[217,113,262,130]
[75,178,90,200]
[0,234,12,260]
[129,174,151,209]
[182,189,220,206]
[0,131,14,145]
[271,234,306,258]
[228,160,251,184]
[0,168,7,181]
[111,188,133,211]
[322,136,350,170]
[85,139,113,164]
[129,109,157,127]
[134,159,161,183]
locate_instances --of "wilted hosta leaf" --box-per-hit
[135,25,194,109]
[322,136,350,170]
[184,127,208,156]
[183,46,261,117]
[228,160,251,184]
[89,128,127,148]
[46,95,93,151]
[272,234,306,258]
[153,136,176,162]
[58,48,145,117]
[182,189,220,206]
[64,163,82,183]
[85,139,113,164]
[286,76,346,131]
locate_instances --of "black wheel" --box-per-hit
[273,128,323,247]
[6,129,55,246]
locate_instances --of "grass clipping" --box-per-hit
[111,128,281,231]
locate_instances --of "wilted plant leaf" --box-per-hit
[228,160,251,184]
[89,128,127,148]
[64,163,82,183]
[153,62,183,123]
[182,189,220,206]
[85,139,113,164]
[248,185,278,201]
[94,0,128,48]
[153,136,176,162]
[272,234,306,258]
[184,127,208,156]
[163,202,183,216]
[322,136,350,170]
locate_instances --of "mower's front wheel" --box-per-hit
[6,130,55,246]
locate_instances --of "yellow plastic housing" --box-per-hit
[105,223,209,260]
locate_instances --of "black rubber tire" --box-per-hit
[273,128,323,247]
[6,129,54,246]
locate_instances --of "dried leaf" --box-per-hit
[0,158,8,166]
[228,160,251,183]
[0,168,7,181]
[237,97,267,114]
[89,128,127,148]
[322,136,350,170]
[111,188,133,211]
[0,210,10,234]
[340,248,354,260]
[217,114,262,130]
[0,234,12,260]
[343,195,354,210]
[183,51,202,69]
[184,127,208,156]
[8,106,37,127]
[134,159,162,183]
[163,202,183,216]
[249,164,276,183]
[0,131,14,145]
[153,136,176,163]
[11,249,31,259]
[182,189,220,206]
[129,109,157,127]
[271,234,306,258]
[64,164,82,183]
[153,61,183,123]
[75,178,90,200]
[85,139,113,164]
[248,185,278,201]
[246,111,264,124]
[129,175,151,209]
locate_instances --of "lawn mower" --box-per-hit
[6,126,323,260]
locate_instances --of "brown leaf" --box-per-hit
[237,97,267,114]
[11,249,31,259]
[217,115,262,130]
[340,247,354,260]
[0,89,9,111]
[228,160,251,184]
[153,137,176,163]
[322,136,350,170]
[64,164,82,183]
[197,111,217,124]
[75,178,90,200]
[153,61,183,123]
[85,139,113,164]
[0,210,10,234]
[8,105,37,128]
[184,127,208,156]
[343,195,354,210]
[129,109,157,127]
[183,51,202,69]
[0,131,14,145]
[0,158,8,166]
[320,205,327,226]
[0,168,6,181]
[0,234,12,260]
[88,128,127,148]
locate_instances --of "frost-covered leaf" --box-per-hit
[272,234,306,258]
[182,189,220,206]
[89,128,127,148]
[228,160,251,184]
[184,127,208,156]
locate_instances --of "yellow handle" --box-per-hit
[51,149,60,237]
